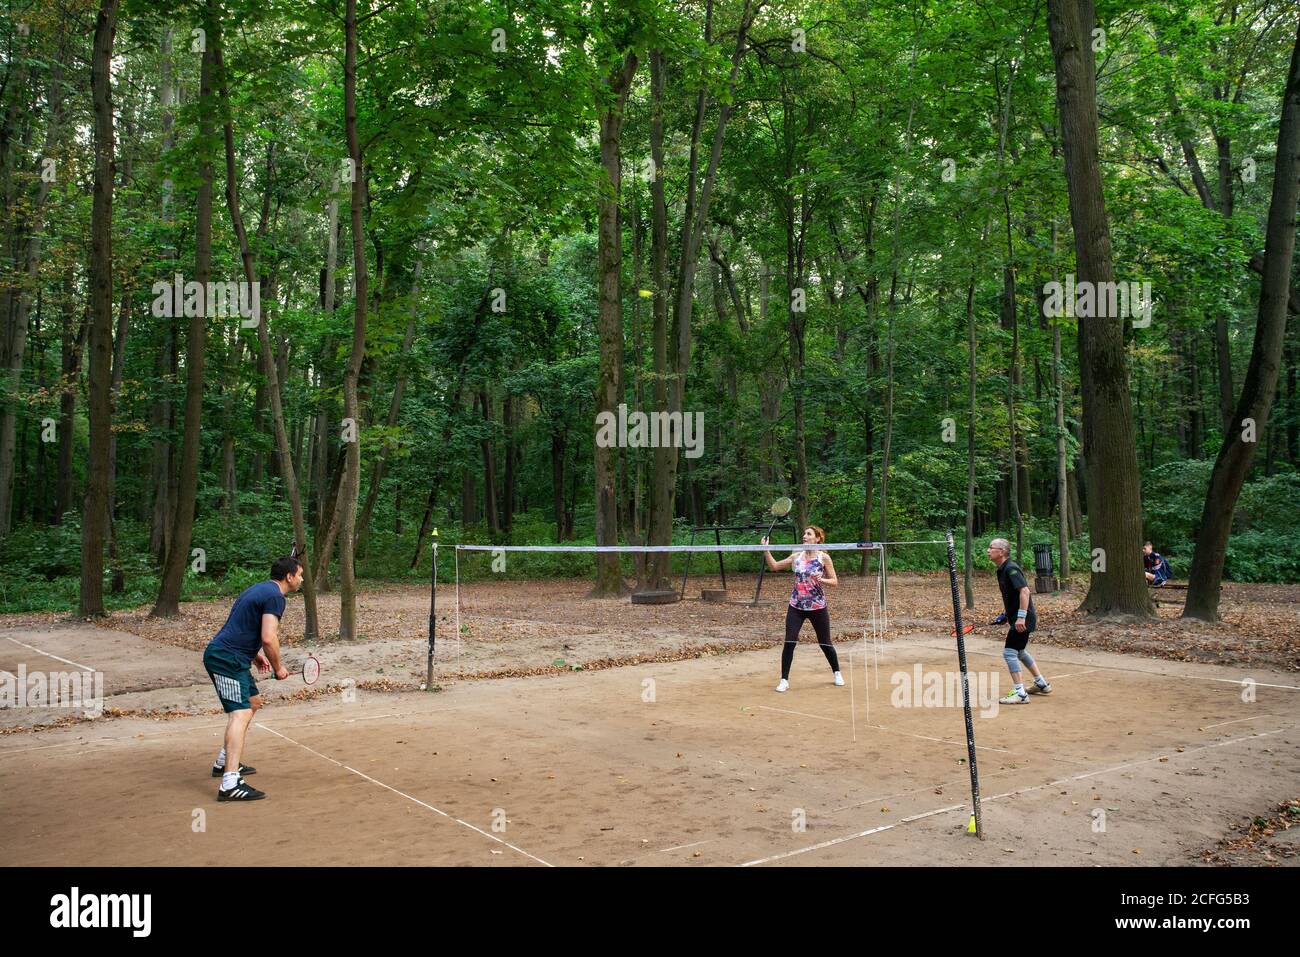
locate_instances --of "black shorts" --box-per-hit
[204,645,259,712]
[1004,625,1034,652]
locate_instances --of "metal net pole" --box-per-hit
[946,530,984,840]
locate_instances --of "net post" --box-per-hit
[751,543,767,606]
[880,542,888,611]
[425,529,438,690]
[715,526,727,590]
[947,530,984,840]
[678,526,697,600]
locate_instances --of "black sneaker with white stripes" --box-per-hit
[217,777,266,801]
[212,762,257,777]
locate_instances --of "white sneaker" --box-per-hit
[999,689,1030,704]
[833,672,845,686]
[775,679,789,693]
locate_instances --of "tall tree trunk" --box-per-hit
[0,65,65,538]
[313,444,345,589]
[1286,342,1297,464]
[357,260,420,556]
[502,392,516,536]
[1003,259,1023,564]
[591,50,638,597]
[311,199,339,528]
[551,426,566,542]
[757,265,782,488]
[0,32,33,348]
[786,180,811,534]
[153,5,215,618]
[878,53,918,584]
[647,49,672,588]
[1187,330,1204,459]
[964,265,978,609]
[106,92,138,543]
[216,334,241,512]
[647,5,756,587]
[216,29,319,639]
[1185,21,1300,620]
[57,282,87,524]
[337,0,367,640]
[311,365,330,527]
[1054,318,1071,582]
[80,0,120,617]
[105,283,131,595]
[1047,0,1152,617]
[148,316,174,557]
[410,485,436,569]
[830,207,881,576]
[250,374,267,488]
[879,271,898,563]
[407,368,466,568]
[628,323,647,582]
[149,25,177,558]
[32,305,47,524]
[479,388,499,537]
[1214,312,1234,432]
[461,463,476,524]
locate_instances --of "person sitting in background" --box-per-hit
[1143,542,1170,586]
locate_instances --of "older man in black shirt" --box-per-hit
[988,538,1052,704]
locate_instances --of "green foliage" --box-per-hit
[1143,462,1300,582]
[3,0,1296,621]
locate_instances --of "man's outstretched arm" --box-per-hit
[261,613,287,677]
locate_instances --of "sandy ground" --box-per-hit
[2,578,1298,865]
[3,573,1290,721]
[39,572,1298,675]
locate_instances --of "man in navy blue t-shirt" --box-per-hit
[203,555,303,801]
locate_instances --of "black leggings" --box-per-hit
[782,606,839,679]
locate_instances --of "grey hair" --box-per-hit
[989,538,1011,556]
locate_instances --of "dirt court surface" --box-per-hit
[2,573,1298,866]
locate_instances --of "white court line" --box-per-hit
[1203,715,1274,729]
[741,726,1287,866]
[1089,670,1300,691]
[905,641,1300,691]
[758,705,845,723]
[659,838,715,853]
[0,718,227,757]
[278,707,472,730]
[756,700,1010,754]
[258,722,342,766]
[1,634,96,672]
[863,723,1011,754]
[831,765,1024,813]
[981,727,1286,798]
[1049,669,1101,680]
[741,803,969,866]
[258,722,552,867]
[0,703,470,760]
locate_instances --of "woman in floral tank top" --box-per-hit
[762,525,843,693]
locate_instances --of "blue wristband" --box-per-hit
[1016,610,1027,619]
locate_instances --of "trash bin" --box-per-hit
[1032,542,1055,593]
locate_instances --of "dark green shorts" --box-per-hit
[203,645,260,713]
